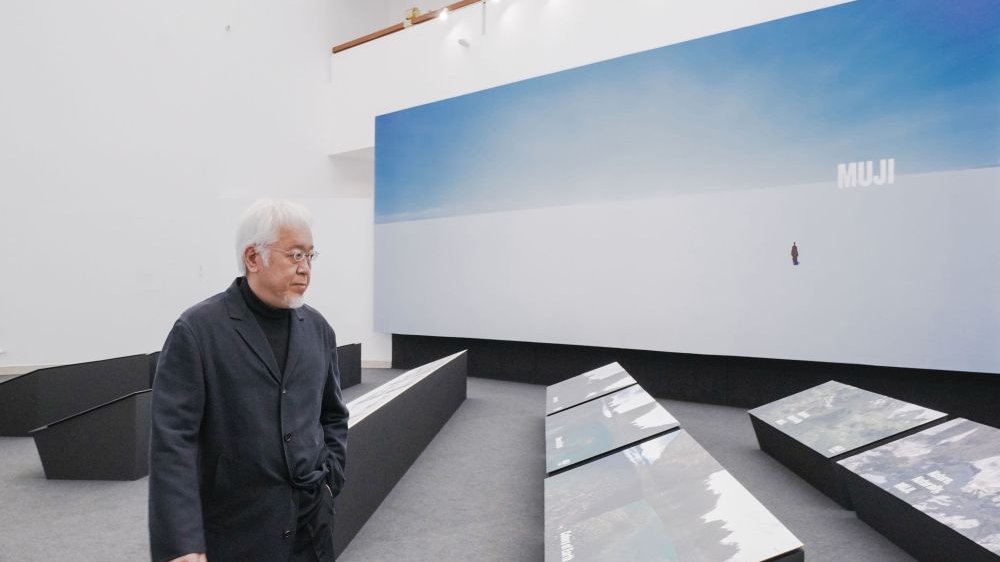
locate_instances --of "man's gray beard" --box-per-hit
[285,295,306,309]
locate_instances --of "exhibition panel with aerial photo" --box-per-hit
[545,362,637,415]
[545,383,679,474]
[839,418,1000,561]
[544,430,803,562]
[750,380,949,506]
[750,381,948,459]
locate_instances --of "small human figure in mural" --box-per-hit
[791,242,799,266]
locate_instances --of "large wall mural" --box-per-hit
[374,0,1000,374]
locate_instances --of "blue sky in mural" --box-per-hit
[375,0,1000,222]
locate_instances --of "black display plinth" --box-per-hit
[0,355,152,436]
[30,390,151,480]
[839,418,1000,562]
[333,351,467,556]
[337,343,362,389]
[749,380,947,508]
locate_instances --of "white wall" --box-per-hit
[0,0,391,367]
[331,0,418,46]
[0,0,851,368]
[328,0,853,154]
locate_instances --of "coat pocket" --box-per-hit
[204,455,260,529]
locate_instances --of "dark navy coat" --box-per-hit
[149,279,349,562]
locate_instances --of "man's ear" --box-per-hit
[244,246,260,273]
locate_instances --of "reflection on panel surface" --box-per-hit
[546,362,637,415]
[545,430,802,562]
[552,499,679,562]
[347,351,464,427]
[840,418,1000,555]
[545,384,679,473]
[749,380,946,457]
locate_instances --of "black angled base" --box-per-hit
[750,413,855,508]
[31,390,151,481]
[750,412,947,509]
[0,354,153,436]
[333,353,467,557]
[337,343,361,389]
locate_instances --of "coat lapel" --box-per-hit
[282,307,307,382]
[225,282,282,385]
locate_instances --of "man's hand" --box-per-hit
[168,554,206,562]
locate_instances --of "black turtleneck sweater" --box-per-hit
[238,277,291,375]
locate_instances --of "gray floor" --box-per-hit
[0,368,914,561]
[339,374,545,562]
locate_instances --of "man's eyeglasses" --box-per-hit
[279,249,319,264]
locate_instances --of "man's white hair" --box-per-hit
[235,199,313,274]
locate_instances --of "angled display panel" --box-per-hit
[546,362,637,415]
[749,380,948,507]
[545,430,803,562]
[334,351,467,554]
[545,384,679,474]
[839,418,1000,562]
[346,351,463,427]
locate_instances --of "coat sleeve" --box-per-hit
[322,330,350,496]
[149,320,207,562]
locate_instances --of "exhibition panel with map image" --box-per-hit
[750,380,948,458]
[544,430,803,562]
[546,362,637,416]
[549,499,681,562]
[839,418,1000,559]
[749,380,949,506]
[545,384,679,474]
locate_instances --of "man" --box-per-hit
[149,199,349,562]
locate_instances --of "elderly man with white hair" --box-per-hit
[149,199,349,562]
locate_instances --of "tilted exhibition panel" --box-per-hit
[333,351,467,555]
[0,354,151,436]
[749,380,948,507]
[839,418,1000,562]
[545,384,679,475]
[30,390,151,480]
[545,430,803,562]
[545,362,637,416]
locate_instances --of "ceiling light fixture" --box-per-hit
[333,0,491,54]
